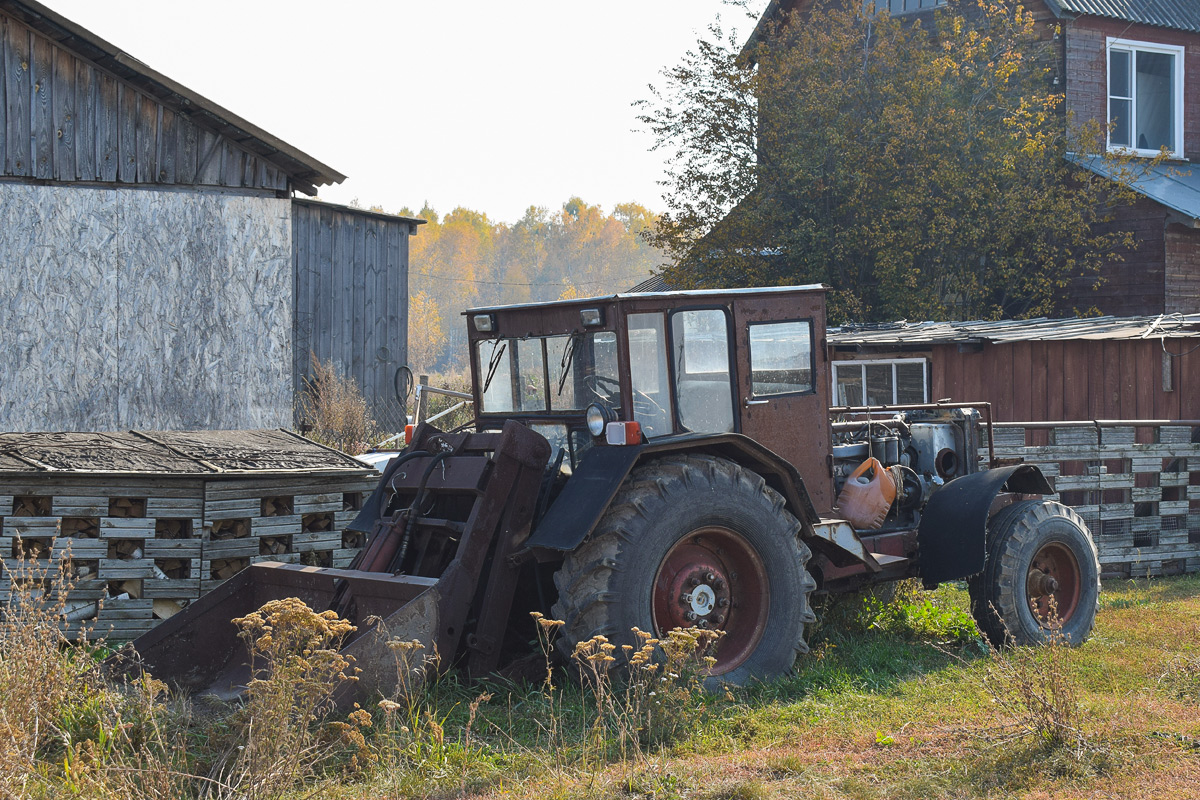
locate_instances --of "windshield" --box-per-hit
[477,332,619,414]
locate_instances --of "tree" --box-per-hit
[640,0,1144,323]
[407,290,447,375]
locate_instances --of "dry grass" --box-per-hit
[297,354,379,454]
[1,575,1199,799]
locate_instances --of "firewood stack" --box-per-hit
[1,471,379,641]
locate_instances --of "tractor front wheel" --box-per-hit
[968,500,1100,647]
[551,455,816,687]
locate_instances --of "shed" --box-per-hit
[828,314,1200,422]
[0,1,420,433]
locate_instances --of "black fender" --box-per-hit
[916,464,1054,583]
[525,433,819,552]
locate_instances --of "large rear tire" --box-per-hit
[551,455,816,687]
[968,500,1100,647]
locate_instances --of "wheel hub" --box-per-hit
[1026,542,1082,627]
[652,527,769,675]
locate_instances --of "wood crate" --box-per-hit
[983,422,1200,578]
[0,470,378,641]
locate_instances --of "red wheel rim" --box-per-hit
[652,526,769,675]
[1026,541,1081,627]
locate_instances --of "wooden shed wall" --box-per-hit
[0,184,293,431]
[0,10,288,193]
[929,338,1200,422]
[293,202,412,432]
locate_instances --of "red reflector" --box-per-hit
[605,421,642,446]
[404,424,415,445]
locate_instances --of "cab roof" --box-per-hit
[463,284,828,315]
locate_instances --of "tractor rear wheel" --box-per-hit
[551,455,816,687]
[968,500,1100,647]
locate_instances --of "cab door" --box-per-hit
[732,293,834,515]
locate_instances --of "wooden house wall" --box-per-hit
[0,184,293,431]
[1064,16,1200,162]
[1062,195,1169,316]
[928,338,1200,422]
[0,10,288,193]
[293,202,412,431]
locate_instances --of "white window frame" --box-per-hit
[831,358,928,406]
[1106,37,1186,159]
[864,0,944,15]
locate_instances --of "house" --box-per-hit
[0,0,421,433]
[745,0,1200,316]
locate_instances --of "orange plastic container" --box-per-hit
[837,457,897,530]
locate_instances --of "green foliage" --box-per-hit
[641,0,1152,323]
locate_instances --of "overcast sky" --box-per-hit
[41,1,768,223]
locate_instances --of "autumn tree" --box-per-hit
[640,0,1143,322]
[407,290,446,376]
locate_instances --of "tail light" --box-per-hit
[404,424,415,445]
[605,421,642,446]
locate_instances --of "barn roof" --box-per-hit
[830,313,1200,346]
[3,0,346,193]
[1045,0,1200,34]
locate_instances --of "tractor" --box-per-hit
[130,285,1100,696]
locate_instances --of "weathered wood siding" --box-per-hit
[927,337,1200,422]
[0,183,293,430]
[0,10,289,193]
[293,201,412,431]
[1065,16,1200,162]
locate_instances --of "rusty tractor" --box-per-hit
[130,285,1099,696]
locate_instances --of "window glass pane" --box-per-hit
[671,310,734,433]
[896,362,927,404]
[1136,51,1174,151]
[835,366,863,406]
[516,338,545,412]
[1109,49,1130,97]
[478,339,514,413]
[864,363,894,406]
[627,313,673,437]
[749,321,813,396]
[1110,98,1132,147]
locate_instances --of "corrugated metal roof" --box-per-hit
[830,313,1200,346]
[1069,154,1200,223]
[1046,0,1200,33]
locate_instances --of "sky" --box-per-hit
[41,0,769,224]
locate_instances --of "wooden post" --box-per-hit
[417,375,429,425]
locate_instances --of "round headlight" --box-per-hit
[585,404,608,437]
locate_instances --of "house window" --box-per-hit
[864,0,945,15]
[832,359,928,407]
[1107,38,1184,158]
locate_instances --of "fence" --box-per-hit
[983,420,1200,578]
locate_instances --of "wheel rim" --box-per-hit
[652,526,769,675]
[1026,541,1082,627]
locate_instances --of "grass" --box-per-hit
[2,572,1199,798]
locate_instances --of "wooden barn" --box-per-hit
[0,0,421,433]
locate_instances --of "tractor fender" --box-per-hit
[916,464,1054,583]
[525,433,820,553]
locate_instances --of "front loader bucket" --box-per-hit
[120,421,552,705]
[123,562,441,701]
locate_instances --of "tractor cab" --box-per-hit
[465,284,835,511]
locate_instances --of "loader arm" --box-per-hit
[124,421,551,702]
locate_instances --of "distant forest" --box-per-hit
[391,198,667,372]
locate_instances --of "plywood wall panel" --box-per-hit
[0,183,291,431]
